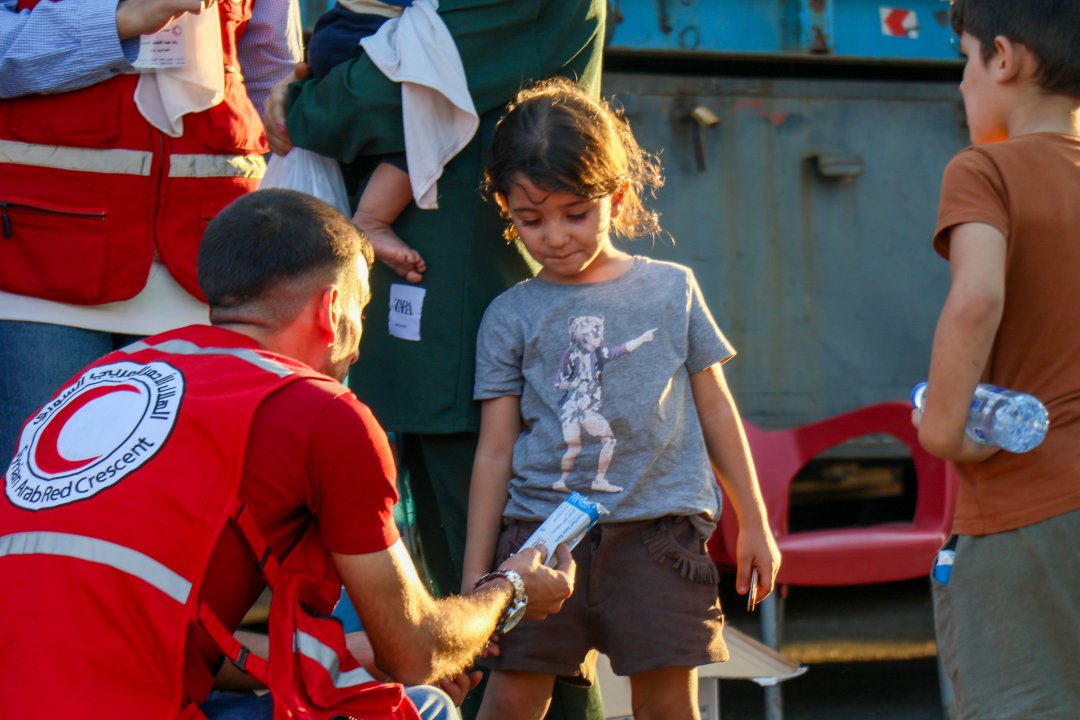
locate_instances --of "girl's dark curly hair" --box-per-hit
[484,77,664,243]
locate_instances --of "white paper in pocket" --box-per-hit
[388,283,426,341]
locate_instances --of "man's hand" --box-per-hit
[346,630,479,707]
[263,62,311,156]
[496,545,575,621]
[115,0,210,40]
[433,669,483,706]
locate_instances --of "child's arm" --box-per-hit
[917,222,1006,463]
[354,162,413,231]
[353,162,427,284]
[462,395,522,593]
[691,362,780,601]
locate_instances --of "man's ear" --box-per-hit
[316,285,339,345]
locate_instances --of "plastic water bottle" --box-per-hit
[911,382,1049,453]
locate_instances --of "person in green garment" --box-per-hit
[262,2,608,718]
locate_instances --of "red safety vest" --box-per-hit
[0,326,419,720]
[0,0,268,304]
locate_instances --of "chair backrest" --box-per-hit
[707,402,956,570]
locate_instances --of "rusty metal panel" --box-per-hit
[602,72,965,430]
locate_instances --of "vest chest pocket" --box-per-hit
[0,198,109,303]
[0,171,155,305]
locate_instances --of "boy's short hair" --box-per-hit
[950,0,1080,98]
[198,188,373,317]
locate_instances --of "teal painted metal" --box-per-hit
[302,1,961,63]
[600,72,964,431]
[795,0,835,54]
[299,0,334,31]
[607,0,961,64]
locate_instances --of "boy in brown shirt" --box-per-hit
[914,1,1080,718]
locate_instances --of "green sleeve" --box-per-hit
[285,0,605,162]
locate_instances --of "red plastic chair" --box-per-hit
[706,401,957,720]
[709,401,957,645]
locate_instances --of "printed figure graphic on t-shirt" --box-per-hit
[552,316,656,493]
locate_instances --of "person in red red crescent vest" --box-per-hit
[0,0,267,305]
[0,188,577,719]
[0,0,302,483]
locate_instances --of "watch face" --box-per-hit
[501,600,528,633]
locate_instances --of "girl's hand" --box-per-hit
[737,527,781,604]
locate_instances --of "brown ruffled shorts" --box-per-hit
[479,515,728,683]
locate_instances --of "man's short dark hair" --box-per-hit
[198,189,373,316]
[950,0,1080,98]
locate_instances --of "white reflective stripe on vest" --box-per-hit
[0,531,192,603]
[168,153,266,179]
[120,339,295,378]
[295,629,377,688]
[0,139,153,176]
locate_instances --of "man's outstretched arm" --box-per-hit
[334,539,574,686]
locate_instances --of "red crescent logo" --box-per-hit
[33,385,141,475]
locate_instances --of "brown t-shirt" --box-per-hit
[934,133,1080,534]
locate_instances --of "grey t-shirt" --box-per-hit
[474,257,734,535]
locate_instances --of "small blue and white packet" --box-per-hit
[518,492,607,566]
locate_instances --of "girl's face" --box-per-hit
[502,174,628,284]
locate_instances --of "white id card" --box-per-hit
[133,18,188,70]
[388,284,426,341]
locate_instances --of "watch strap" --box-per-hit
[474,569,527,632]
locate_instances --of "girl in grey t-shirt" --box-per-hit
[463,77,780,720]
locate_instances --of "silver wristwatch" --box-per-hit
[474,569,528,634]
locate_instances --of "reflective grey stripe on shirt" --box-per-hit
[120,339,295,378]
[295,630,377,688]
[0,139,153,175]
[0,531,192,603]
[168,153,266,180]
[0,140,264,180]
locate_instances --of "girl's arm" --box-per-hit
[462,395,522,592]
[690,362,781,601]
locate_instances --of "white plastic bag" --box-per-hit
[260,148,351,217]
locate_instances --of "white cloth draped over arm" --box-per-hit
[359,0,477,210]
[134,9,225,137]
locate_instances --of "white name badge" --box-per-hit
[133,17,189,70]
[388,284,426,341]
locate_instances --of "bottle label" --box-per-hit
[932,549,954,584]
[932,536,959,585]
